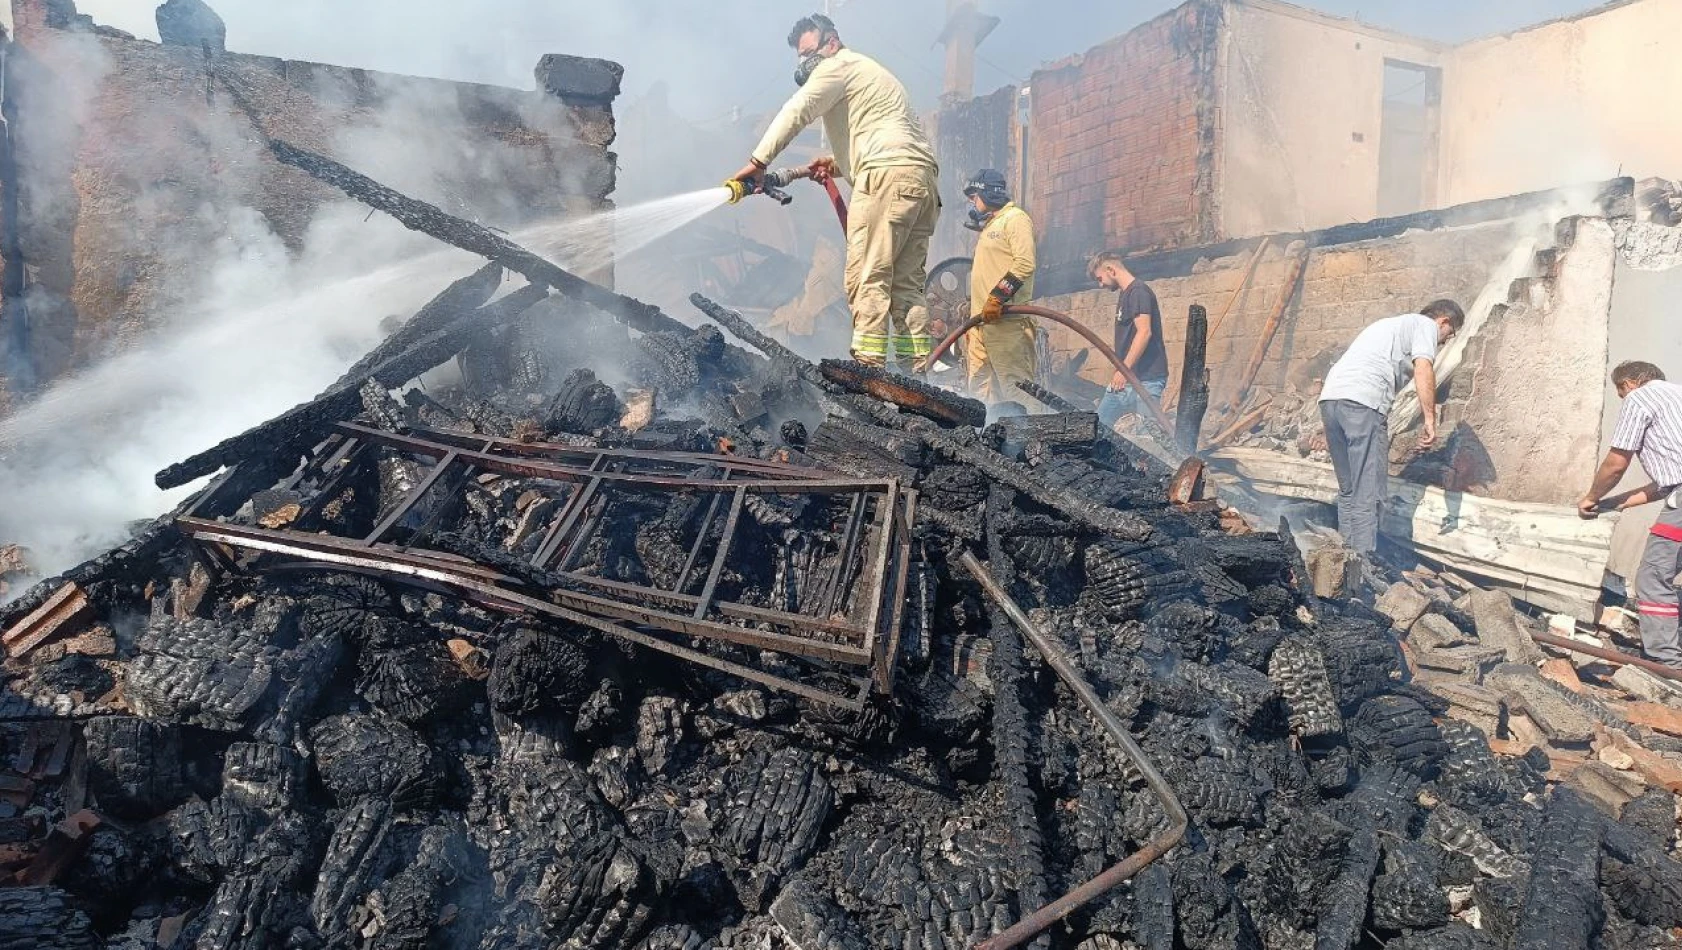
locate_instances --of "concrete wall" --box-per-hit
[2,1,618,391]
[1448,217,1616,506]
[1218,0,1445,237]
[1022,1,1220,284]
[1601,223,1682,466]
[1439,0,1682,209]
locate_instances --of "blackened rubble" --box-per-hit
[1,153,1681,950]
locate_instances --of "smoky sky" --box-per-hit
[77,0,1607,121]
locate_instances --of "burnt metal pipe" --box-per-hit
[958,551,1188,950]
[929,305,1179,438]
[1532,630,1682,683]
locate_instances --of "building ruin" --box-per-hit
[931,0,1682,617]
[1,1,1681,949]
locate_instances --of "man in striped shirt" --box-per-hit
[1580,361,1682,667]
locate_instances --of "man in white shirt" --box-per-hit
[1317,299,1464,554]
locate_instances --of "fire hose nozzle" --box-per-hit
[723,175,794,207]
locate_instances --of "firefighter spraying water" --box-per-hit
[723,13,940,373]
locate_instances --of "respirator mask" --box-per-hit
[794,30,838,86]
[964,208,994,232]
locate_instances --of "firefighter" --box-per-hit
[963,168,1037,405]
[729,13,941,371]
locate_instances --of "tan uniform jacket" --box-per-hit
[969,203,1036,314]
[751,49,937,182]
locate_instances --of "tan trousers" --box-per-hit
[965,315,1038,404]
[844,164,940,366]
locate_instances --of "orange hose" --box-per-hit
[928,304,1177,437]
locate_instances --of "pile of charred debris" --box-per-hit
[2,143,1682,950]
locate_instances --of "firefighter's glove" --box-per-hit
[982,273,1022,323]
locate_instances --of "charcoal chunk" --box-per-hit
[1348,694,1447,780]
[719,747,835,905]
[0,887,98,949]
[770,874,871,950]
[488,625,595,719]
[1267,636,1342,738]
[82,715,187,820]
[547,368,624,434]
[125,616,274,730]
[1371,840,1448,931]
[356,638,469,724]
[194,812,324,950]
[309,713,441,809]
[1513,788,1603,949]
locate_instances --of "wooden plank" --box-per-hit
[1624,702,1682,737]
[15,809,101,886]
[1489,737,1531,757]
[1599,727,1682,794]
[1,583,93,660]
[1541,658,1584,694]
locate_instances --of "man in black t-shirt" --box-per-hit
[1089,251,1169,428]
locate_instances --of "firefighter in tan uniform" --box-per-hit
[730,14,940,370]
[963,169,1036,405]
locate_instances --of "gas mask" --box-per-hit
[795,52,822,87]
[794,33,837,86]
[964,207,994,232]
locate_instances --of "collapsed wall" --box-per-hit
[1034,180,1636,508]
[0,0,621,395]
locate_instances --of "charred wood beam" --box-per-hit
[691,292,825,389]
[268,139,689,339]
[1019,381,1175,481]
[1175,304,1210,454]
[0,492,209,644]
[691,292,1150,541]
[906,420,1156,544]
[819,360,986,428]
[327,262,503,393]
[798,419,979,540]
[155,284,549,490]
[994,412,1099,451]
[691,293,903,430]
[1015,380,1077,414]
[978,500,1050,950]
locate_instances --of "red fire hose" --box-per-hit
[929,305,1178,437]
[820,177,848,230]
[796,185,1174,439]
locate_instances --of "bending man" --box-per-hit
[1579,361,1682,668]
[1316,299,1464,555]
[730,14,940,370]
[964,168,1037,405]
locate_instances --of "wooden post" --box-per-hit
[1175,304,1209,453]
[1225,249,1309,416]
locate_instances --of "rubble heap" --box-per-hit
[2,151,1681,950]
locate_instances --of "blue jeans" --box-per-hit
[1096,377,1167,428]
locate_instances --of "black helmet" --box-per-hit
[963,168,1010,207]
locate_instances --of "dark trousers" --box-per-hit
[1320,399,1387,554]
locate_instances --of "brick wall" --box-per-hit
[1025,0,1221,294]
[1037,220,1521,416]
[3,6,618,390]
